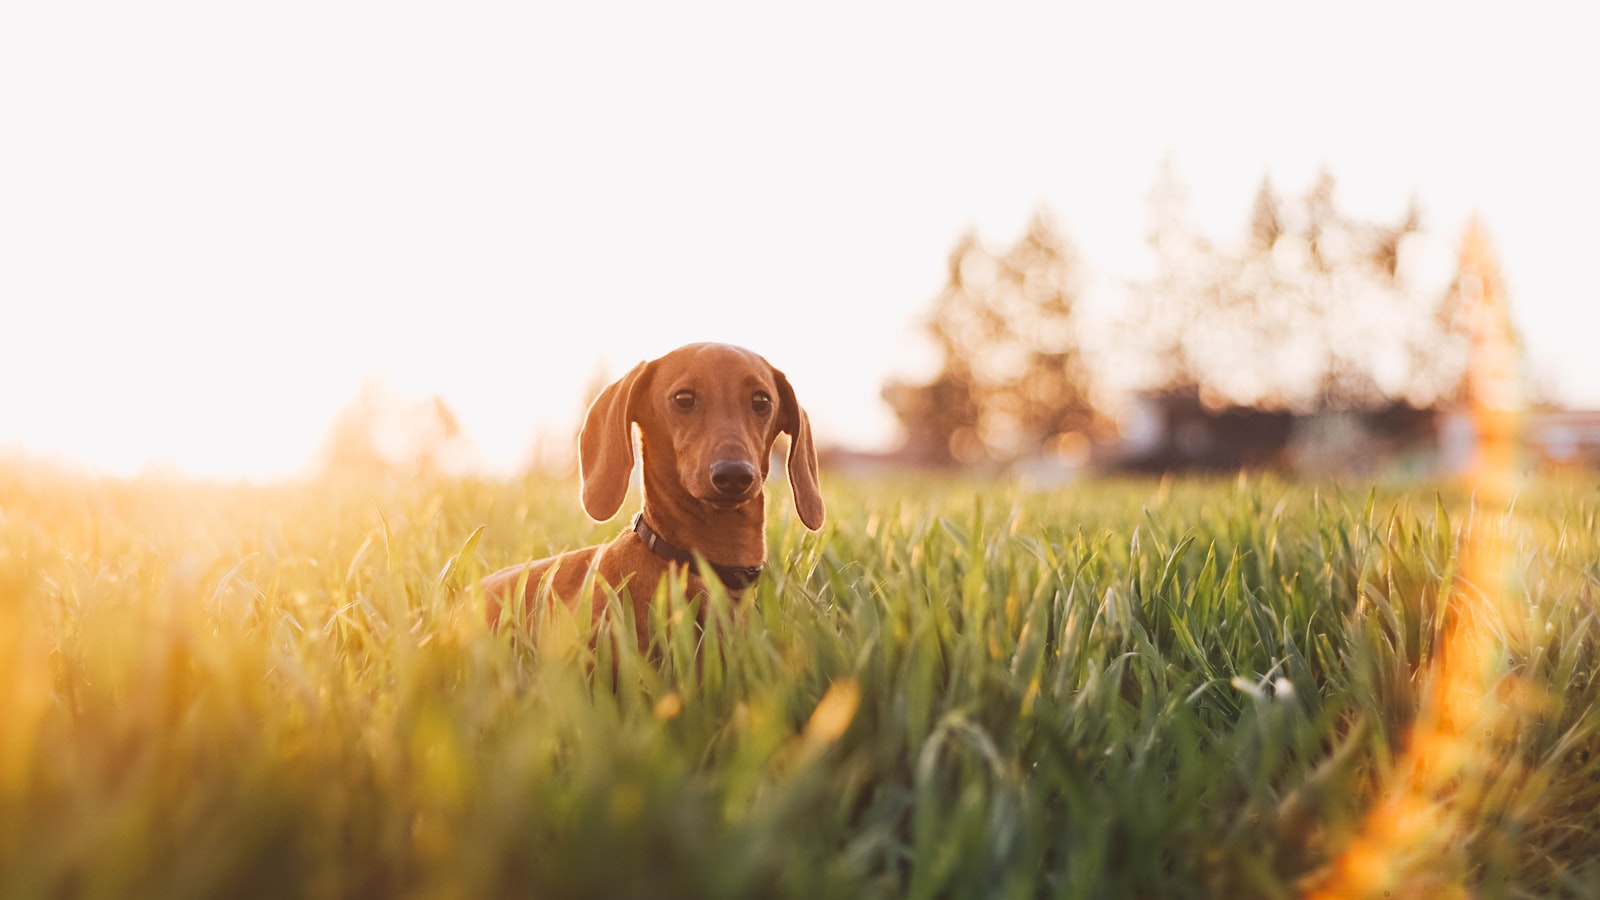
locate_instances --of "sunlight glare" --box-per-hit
[1307,216,1526,896]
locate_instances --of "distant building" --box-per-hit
[1105,391,1600,477]
[1526,409,1600,469]
[1106,391,1439,477]
[824,399,1600,481]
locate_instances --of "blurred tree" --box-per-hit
[1448,215,1525,412]
[1125,157,1217,401]
[1124,163,1463,412]
[318,377,469,479]
[883,210,1097,465]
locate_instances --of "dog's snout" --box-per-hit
[710,460,757,496]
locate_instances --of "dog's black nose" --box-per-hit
[710,460,757,496]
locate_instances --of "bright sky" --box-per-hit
[3,3,1595,480]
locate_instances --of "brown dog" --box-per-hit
[482,342,824,646]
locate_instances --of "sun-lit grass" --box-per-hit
[2,466,1597,897]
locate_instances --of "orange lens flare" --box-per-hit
[1307,217,1524,897]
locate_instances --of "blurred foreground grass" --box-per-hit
[2,467,1597,898]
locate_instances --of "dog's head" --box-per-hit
[576,342,824,530]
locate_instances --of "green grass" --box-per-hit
[2,466,1597,898]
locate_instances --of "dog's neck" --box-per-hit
[636,455,767,571]
[630,513,763,589]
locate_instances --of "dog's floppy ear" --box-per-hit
[578,359,650,521]
[773,367,824,530]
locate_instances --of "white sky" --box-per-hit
[3,2,1595,480]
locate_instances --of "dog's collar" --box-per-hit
[631,513,763,590]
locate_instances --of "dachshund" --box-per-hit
[482,342,824,648]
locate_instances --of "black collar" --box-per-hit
[631,513,764,590]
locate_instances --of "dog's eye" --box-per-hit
[672,390,696,410]
[751,392,772,416]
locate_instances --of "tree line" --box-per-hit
[884,163,1505,466]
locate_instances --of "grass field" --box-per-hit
[2,465,1597,898]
